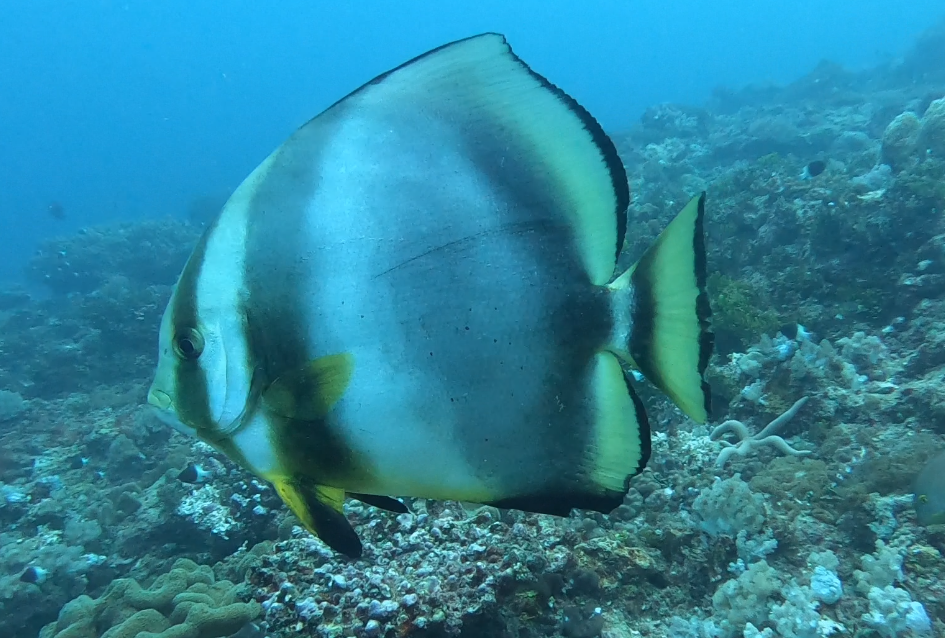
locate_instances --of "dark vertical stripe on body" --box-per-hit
[242,139,366,485]
[170,221,217,431]
[449,124,617,492]
[243,146,319,389]
[488,365,651,517]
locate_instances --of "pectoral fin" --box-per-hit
[263,353,354,421]
[271,477,362,558]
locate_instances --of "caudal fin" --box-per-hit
[609,193,713,423]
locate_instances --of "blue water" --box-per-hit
[0,0,941,282]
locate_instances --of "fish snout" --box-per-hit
[147,386,200,437]
[147,387,172,411]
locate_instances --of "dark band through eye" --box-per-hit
[174,328,204,360]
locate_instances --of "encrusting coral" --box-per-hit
[38,558,260,638]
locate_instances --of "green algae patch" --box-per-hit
[707,273,782,352]
[39,558,260,638]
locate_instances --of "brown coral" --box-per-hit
[39,558,260,638]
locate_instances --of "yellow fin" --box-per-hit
[271,477,362,557]
[263,353,354,420]
[609,193,713,423]
[484,352,648,518]
[444,34,630,285]
[588,351,650,492]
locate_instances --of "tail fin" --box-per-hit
[608,193,713,423]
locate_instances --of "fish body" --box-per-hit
[21,566,48,584]
[148,33,713,557]
[914,450,945,526]
[800,159,827,179]
[177,462,212,484]
[47,201,65,220]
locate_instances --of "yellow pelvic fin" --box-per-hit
[263,353,354,421]
[271,477,362,557]
[609,193,713,423]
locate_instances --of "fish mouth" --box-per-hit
[147,387,172,410]
[146,387,198,437]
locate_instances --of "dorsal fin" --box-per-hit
[305,33,630,285]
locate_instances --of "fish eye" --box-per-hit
[173,327,204,360]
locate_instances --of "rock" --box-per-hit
[919,96,945,158]
[367,599,398,620]
[881,111,922,170]
[364,619,383,637]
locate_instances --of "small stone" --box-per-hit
[364,620,383,637]
[331,574,347,589]
[397,512,415,531]
[402,593,419,607]
[319,625,344,638]
[368,598,399,620]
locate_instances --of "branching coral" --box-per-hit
[710,397,811,469]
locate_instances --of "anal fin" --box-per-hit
[271,478,362,558]
[485,351,649,518]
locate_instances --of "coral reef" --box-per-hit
[38,558,260,638]
[1,16,945,638]
[881,111,922,170]
[918,97,945,158]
